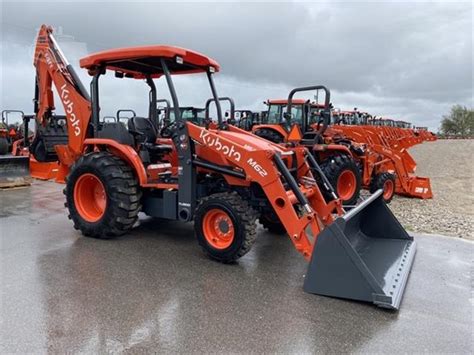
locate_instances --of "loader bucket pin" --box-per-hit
[304,190,416,310]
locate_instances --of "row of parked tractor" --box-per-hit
[154,94,436,205]
[1,92,436,206]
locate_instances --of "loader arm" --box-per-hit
[33,25,92,159]
[187,122,342,259]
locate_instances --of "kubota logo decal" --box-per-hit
[199,130,241,162]
[60,84,81,137]
[247,158,268,177]
[44,52,54,68]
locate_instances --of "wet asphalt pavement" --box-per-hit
[1,181,472,353]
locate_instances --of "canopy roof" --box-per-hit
[79,45,220,79]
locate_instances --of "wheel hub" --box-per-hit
[203,209,235,249]
[383,179,394,200]
[73,173,107,223]
[337,170,357,201]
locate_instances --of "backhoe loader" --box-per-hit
[31,24,416,309]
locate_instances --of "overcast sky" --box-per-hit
[1,1,472,131]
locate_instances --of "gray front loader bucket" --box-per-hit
[304,190,416,310]
[0,156,31,188]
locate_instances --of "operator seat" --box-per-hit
[127,117,172,162]
[301,130,324,146]
[98,121,134,146]
[128,117,157,144]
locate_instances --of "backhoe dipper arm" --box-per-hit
[33,25,92,157]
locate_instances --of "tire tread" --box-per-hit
[65,151,141,238]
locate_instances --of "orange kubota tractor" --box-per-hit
[251,89,362,206]
[0,110,25,155]
[0,110,30,187]
[32,25,416,309]
[3,110,66,182]
[261,92,417,203]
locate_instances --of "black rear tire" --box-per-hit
[320,154,361,206]
[370,172,396,203]
[64,151,142,238]
[194,192,257,263]
[254,128,284,144]
[31,137,49,162]
[0,137,8,155]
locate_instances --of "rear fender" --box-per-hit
[83,138,148,186]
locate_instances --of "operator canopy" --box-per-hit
[79,45,220,79]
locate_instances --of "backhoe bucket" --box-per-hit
[304,190,415,310]
[0,156,31,188]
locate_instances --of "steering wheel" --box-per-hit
[315,117,324,131]
[160,120,176,138]
[239,117,252,131]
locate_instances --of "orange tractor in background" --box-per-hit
[252,94,433,202]
[1,110,65,183]
[0,110,31,187]
[413,126,437,142]
[27,24,417,309]
[0,110,26,155]
[252,91,362,206]
[251,89,400,203]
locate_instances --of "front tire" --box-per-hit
[370,172,396,203]
[194,192,257,263]
[0,137,8,155]
[320,154,361,206]
[64,151,142,238]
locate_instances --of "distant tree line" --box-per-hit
[439,105,473,138]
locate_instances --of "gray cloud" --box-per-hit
[1,1,472,131]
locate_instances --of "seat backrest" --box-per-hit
[301,130,323,145]
[128,117,157,143]
[98,122,134,146]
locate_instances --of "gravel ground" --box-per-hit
[388,139,473,239]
